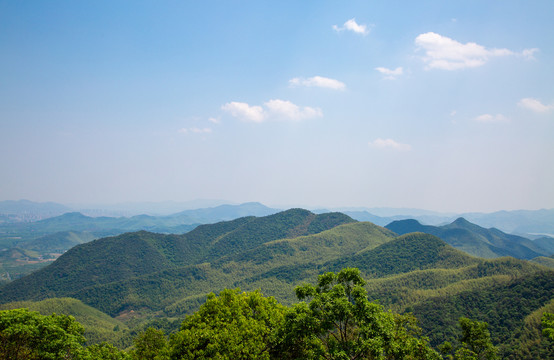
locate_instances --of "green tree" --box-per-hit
[274,267,439,359]
[132,327,169,360]
[83,342,129,360]
[542,312,554,341]
[454,318,497,360]
[169,289,285,360]
[0,308,85,359]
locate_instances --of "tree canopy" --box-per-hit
[0,308,85,360]
[169,288,285,360]
[274,267,440,359]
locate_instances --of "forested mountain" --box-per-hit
[0,202,278,248]
[0,209,356,311]
[1,209,553,358]
[0,202,280,280]
[386,217,552,259]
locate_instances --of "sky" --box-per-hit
[1,1,553,213]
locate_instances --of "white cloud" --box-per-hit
[289,76,346,90]
[375,67,403,79]
[221,101,266,122]
[518,98,553,113]
[222,99,322,122]
[333,18,369,35]
[208,117,221,124]
[415,32,535,70]
[178,127,212,134]
[474,114,509,123]
[522,48,539,60]
[264,99,322,120]
[369,138,412,151]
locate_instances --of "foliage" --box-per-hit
[131,327,169,360]
[169,289,285,360]
[412,270,554,357]
[454,317,497,360]
[83,342,130,360]
[542,312,554,341]
[0,308,85,359]
[385,218,549,260]
[0,297,131,347]
[274,268,440,359]
[329,233,479,278]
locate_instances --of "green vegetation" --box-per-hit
[170,289,285,360]
[275,268,439,359]
[386,218,550,259]
[1,210,553,358]
[543,312,554,341]
[0,308,86,359]
[531,255,554,268]
[0,298,131,347]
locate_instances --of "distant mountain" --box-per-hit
[21,231,97,253]
[0,202,279,246]
[0,209,356,311]
[533,236,554,254]
[461,208,554,234]
[166,202,279,224]
[0,202,282,280]
[340,207,554,236]
[386,217,551,259]
[0,200,71,222]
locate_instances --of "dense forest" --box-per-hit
[2,268,554,359]
[1,209,554,358]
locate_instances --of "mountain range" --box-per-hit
[1,208,553,357]
[386,217,553,259]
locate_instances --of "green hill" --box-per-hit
[0,210,356,309]
[0,297,131,347]
[531,255,554,268]
[327,232,480,277]
[386,218,549,259]
[1,209,553,358]
[411,269,554,358]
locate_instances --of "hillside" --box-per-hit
[1,210,553,358]
[0,209,356,308]
[0,203,283,281]
[411,269,554,358]
[0,297,131,347]
[386,217,550,259]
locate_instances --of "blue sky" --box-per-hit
[1,1,553,213]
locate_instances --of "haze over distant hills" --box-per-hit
[386,217,553,259]
[2,199,554,235]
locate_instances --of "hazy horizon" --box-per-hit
[2,1,553,214]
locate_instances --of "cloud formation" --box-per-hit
[518,98,553,113]
[289,76,346,90]
[474,114,509,123]
[222,99,322,122]
[333,18,369,35]
[221,102,266,122]
[415,32,534,70]
[178,127,212,134]
[264,99,322,120]
[369,138,411,151]
[375,66,403,79]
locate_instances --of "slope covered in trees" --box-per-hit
[386,217,551,259]
[1,209,553,358]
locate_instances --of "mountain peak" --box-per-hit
[452,217,471,226]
